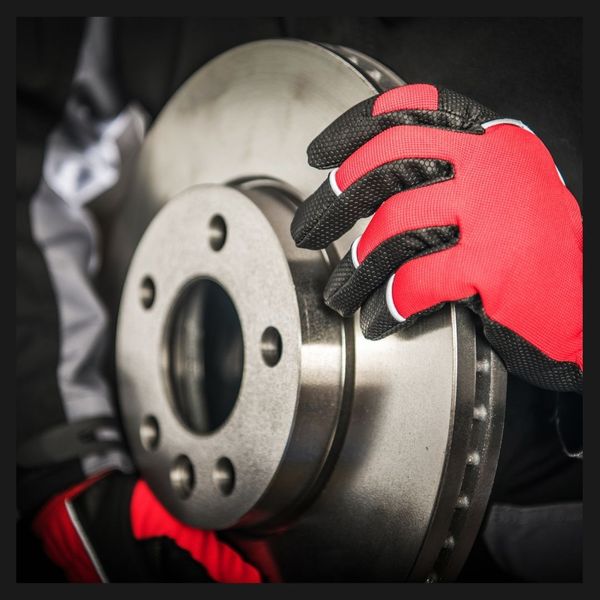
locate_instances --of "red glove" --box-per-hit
[291,84,582,392]
[32,471,261,582]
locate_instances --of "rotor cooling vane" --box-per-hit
[111,40,506,581]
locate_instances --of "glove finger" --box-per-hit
[358,278,447,340]
[324,185,461,315]
[360,245,473,340]
[324,225,459,317]
[308,84,498,169]
[291,157,453,249]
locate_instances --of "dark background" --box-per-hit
[111,17,583,202]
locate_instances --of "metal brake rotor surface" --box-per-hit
[113,40,506,582]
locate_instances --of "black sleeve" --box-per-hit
[69,472,215,582]
[17,17,88,515]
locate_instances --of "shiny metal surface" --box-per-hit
[114,40,506,581]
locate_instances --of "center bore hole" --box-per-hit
[166,278,244,434]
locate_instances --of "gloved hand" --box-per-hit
[32,470,262,583]
[291,84,582,393]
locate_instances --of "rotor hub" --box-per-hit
[118,181,346,530]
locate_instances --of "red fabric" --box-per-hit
[130,480,262,583]
[339,114,582,368]
[32,471,111,582]
[372,84,438,116]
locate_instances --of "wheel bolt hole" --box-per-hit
[209,215,227,251]
[261,327,282,367]
[140,415,160,451]
[213,457,235,496]
[140,276,156,309]
[170,455,195,499]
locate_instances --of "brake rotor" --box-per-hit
[113,40,506,582]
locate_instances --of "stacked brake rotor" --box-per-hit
[112,40,506,582]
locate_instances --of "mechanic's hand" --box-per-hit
[32,471,262,582]
[291,84,582,393]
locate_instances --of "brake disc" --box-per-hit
[113,40,506,582]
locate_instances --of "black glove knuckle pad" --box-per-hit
[307,87,498,171]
